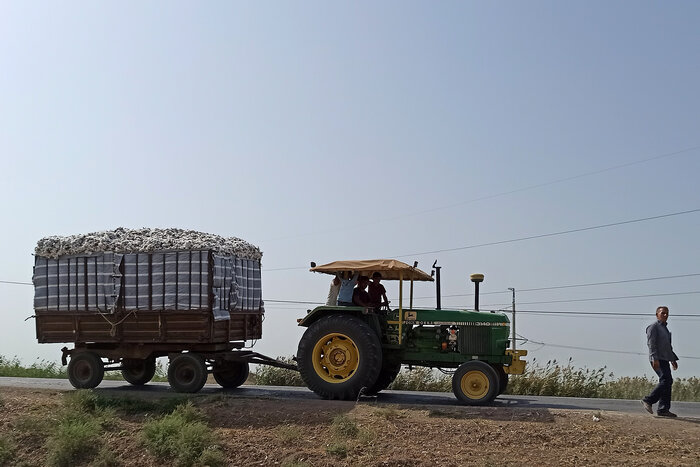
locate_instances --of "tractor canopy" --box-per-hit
[310,259,433,282]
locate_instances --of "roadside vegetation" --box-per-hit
[3,354,698,401]
[0,355,167,382]
[4,389,221,466]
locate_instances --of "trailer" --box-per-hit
[32,228,295,393]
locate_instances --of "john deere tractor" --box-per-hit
[296,259,527,405]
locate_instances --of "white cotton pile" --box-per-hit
[35,227,263,261]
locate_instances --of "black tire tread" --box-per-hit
[297,314,382,400]
[452,360,499,406]
[213,361,250,388]
[67,352,105,389]
[168,353,208,393]
[122,358,157,386]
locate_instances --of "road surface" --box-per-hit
[1,376,699,418]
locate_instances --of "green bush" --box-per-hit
[44,390,116,467]
[253,357,304,386]
[46,417,102,467]
[0,355,67,379]
[0,435,16,466]
[331,414,358,438]
[506,358,609,398]
[141,402,220,467]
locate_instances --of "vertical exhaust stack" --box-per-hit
[432,260,441,310]
[470,273,484,311]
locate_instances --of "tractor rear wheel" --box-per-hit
[452,361,499,405]
[122,358,157,386]
[366,359,402,395]
[297,314,382,400]
[67,352,104,389]
[492,364,509,395]
[168,353,208,393]
[213,361,250,388]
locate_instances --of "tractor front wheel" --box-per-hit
[452,361,499,405]
[297,314,382,400]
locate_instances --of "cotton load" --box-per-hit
[32,228,263,321]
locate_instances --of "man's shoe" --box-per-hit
[657,411,677,418]
[641,400,653,414]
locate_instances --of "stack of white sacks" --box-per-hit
[35,227,262,260]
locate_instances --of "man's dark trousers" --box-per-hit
[644,360,673,413]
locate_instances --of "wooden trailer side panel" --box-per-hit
[35,310,263,344]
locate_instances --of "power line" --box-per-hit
[412,272,700,300]
[491,309,700,318]
[394,207,700,258]
[0,280,32,286]
[521,336,700,360]
[482,290,700,307]
[261,145,700,243]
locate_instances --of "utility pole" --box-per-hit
[508,287,516,351]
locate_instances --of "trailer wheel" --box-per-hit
[67,352,104,389]
[492,364,509,395]
[297,314,382,400]
[168,353,208,393]
[122,358,157,386]
[452,361,499,405]
[366,360,402,395]
[213,361,249,388]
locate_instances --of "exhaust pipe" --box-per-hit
[470,273,484,311]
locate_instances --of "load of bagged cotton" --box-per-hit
[34,227,262,261]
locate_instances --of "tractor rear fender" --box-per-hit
[298,306,383,339]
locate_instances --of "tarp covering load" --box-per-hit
[33,228,263,320]
[310,259,434,281]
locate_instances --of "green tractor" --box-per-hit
[296,259,527,405]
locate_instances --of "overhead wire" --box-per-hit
[411,272,700,300]
[394,207,700,258]
[519,335,700,360]
[261,145,700,243]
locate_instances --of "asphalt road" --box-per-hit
[1,376,699,419]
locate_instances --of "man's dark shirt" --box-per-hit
[368,282,386,305]
[352,287,371,307]
[646,320,679,363]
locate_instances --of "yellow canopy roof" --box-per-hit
[310,259,434,281]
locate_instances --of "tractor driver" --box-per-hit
[368,272,389,310]
[352,276,373,308]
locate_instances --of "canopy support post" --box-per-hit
[398,271,404,345]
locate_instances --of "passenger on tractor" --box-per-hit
[337,271,359,306]
[326,275,341,305]
[368,272,389,310]
[352,275,373,307]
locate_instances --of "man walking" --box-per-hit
[641,306,679,417]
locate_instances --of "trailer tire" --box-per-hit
[122,358,157,386]
[297,314,382,400]
[366,359,402,395]
[213,361,249,388]
[68,352,104,389]
[491,364,509,395]
[452,361,499,405]
[168,353,208,393]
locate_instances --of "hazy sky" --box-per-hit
[1,2,699,378]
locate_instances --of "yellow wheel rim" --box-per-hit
[312,332,360,383]
[460,370,490,399]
